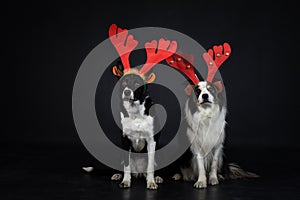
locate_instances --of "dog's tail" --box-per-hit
[220,163,259,180]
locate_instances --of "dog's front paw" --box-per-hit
[172,173,182,181]
[147,181,158,190]
[209,176,219,185]
[119,180,131,188]
[111,173,122,181]
[193,180,207,189]
[155,176,163,184]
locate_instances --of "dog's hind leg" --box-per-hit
[209,145,223,185]
[111,173,122,181]
[181,167,195,181]
[172,173,182,181]
[155,176,163,183]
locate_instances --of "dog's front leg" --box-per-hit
[194,153,207,188]
[146,139,158,189]
[119,151,131,188]
[209,145,223,185]
[119,164,131,188]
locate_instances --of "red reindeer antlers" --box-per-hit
[203,42,231,82]
[139,39,177,75]
[167,43,231,85]
[109,24,138,71]
[166,51,200,84]
[109,24,177,78]
[165,42,231,95]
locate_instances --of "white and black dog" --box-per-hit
[166,43,258,188]
[108,24,177,189]
[110,65,162,189]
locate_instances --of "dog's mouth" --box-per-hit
[123,97,138,103]
[197,100,212,106]
[201,100,211,104]
[123,96,131,101]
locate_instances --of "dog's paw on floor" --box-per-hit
[147,181,158,190]
[111,173,122,181]
[193,180,207,189]
[172,173,182,181]
[155,176,163,183]
[209,177,219,185]
[119,180,131,188]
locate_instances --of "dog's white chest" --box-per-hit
[121,115,154,137]
[121,101,154,139]
[185,103,226,155]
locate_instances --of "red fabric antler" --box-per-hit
[109,24,138,71]
[139,38,177,75]
[202,42,231,83]
[165,51,200,84]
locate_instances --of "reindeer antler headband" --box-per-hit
[166,43,231,84]
[109,24,177,81]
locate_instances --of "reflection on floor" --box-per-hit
[2,143,300,200]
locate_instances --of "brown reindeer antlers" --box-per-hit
[202,42,231,82]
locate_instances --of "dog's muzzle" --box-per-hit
[123,88,134,101]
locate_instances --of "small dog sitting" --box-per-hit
[166,43,258,188]
[108,24,177,189]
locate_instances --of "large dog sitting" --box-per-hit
[108,24,177,189]
[166,43,258,188]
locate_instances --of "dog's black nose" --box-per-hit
[202,93,209,100]
[124,89,131,97]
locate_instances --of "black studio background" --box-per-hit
[8,0,300,199]
[13,0,298,147]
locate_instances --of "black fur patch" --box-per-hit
[188,95,198,115]
[118,73,152,117]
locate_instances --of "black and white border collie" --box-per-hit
[167,43,258,188]
[110,65,162,190]
[174,81,227,188]
[106,24,177,189]
[174,81,258,188]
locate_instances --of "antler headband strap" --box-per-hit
[166,51,200,84]
[166,43,231,84]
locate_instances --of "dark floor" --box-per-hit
[2,143,300,200]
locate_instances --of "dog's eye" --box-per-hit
[135,82,141,87]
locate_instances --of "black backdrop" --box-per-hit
[12,1,298,150]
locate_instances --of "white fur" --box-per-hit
[122,87,134,100]
[197,81,215,104]
[183,81,226,188]
[82,167,93,172]
[119,97,157,189]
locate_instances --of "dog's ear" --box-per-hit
[184,84,194,96]
[213,81,223,93]
[112,65,123,77]
[145,73,156,83]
